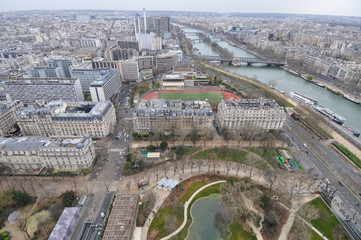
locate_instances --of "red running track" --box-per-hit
[143,90,240,100]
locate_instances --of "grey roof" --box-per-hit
[135,99,214,117]
[0,136,49,151]
[48,207,80,240]
[18,101,113,122]
[89,68,119,87]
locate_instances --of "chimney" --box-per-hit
[143,8,147,34]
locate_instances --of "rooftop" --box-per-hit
[48,207,80,240]
[0,135,91,151]
[18,100,113,121]
[221,98,282,109]
[135,99,213,117]
[5,78,79,85]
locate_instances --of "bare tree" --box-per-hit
[281,173,311,203]
[233,128,246,148]
[163,163,169,177]
[154,165,160,181]
[164,215,178,233]
[188,127,199,147]
[267,79,278,88]
[225,161,231,175]
[246,156,258,179]
[290,205,319,240]
[196,160,203,172]
[19,209,31,239]
[221,127,232,146]
[201,130,214,147]
[221,180,257,221]
[126,180,131,191]
[264,169,278,191]
[236,161,242,176]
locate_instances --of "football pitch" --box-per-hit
[159,91,225,105]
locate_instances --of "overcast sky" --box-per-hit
[1,0,361,17]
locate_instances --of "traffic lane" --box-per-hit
[287,120,361,206]
[289,118,360,182]
[87,192,114,240]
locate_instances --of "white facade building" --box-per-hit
[17,101,116,138]
[89,69,121,102]
[0,134,95,170]
[217,99,286,131]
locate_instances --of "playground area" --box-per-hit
[276,149,301,171]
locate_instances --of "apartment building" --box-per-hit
[89,69,121,102]
[133,99,214,133]
[217,99,286,131]
[0,100,24,136]
[70,67,120,92]
[17,101,116,138]
[0,134,95,170]
[104,46,138,61]
[26,66,64,78]
[156,53,178,73]
[5,78,84,104]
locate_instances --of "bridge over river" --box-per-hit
[185,54,285,66]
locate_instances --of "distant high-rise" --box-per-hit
[134,10,170,38]
[104,46,138,61]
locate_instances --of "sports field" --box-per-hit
[159,91,225,104]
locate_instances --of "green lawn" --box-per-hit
[183,147,201,156]
[228,218,257,240]
[148,181,206,239]
[246,147,280,169]
[191,147,268,170]
[334,143,361,168]
[175,183,222,239]
[306,197,341,240]
[159,91,225,106]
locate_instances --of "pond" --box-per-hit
[186,194,234,240]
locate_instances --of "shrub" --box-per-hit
[146,145,157,151]
[259,193,271,210]
[160,141,168,150]
[60,191,76,207]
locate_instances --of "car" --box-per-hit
[303,143,308,148]
[138,181,149,188]
[338,181,344,187]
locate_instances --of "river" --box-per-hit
[181,26,361,132]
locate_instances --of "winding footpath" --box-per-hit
[160,180,226,240]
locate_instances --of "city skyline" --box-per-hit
[1,0,361,17]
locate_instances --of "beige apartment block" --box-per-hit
[0,134,95,171]
[217,99,286,131]
[133,99,214,134]
[17,101,116,138]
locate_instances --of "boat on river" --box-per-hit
[343,94,360,104]
[327,87,341,95]
[313,106,346,125]
[343,125,360,137]
[288,91,318,106]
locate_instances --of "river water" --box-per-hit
[181,26,361,132]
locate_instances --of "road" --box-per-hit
[283,115,361,236]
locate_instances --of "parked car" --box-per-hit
[138,181,149,188]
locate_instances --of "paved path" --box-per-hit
[278,195,328,240]
[160,180,226,240]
